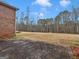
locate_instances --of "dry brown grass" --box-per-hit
[16,32,79,46]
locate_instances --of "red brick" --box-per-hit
[0,2,17,38]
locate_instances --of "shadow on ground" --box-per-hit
[0,39,72,59]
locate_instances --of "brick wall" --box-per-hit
[0,4,16,38]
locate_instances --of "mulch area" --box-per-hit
[0,39,72,59]
[71,45,79,59]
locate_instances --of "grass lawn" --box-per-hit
[15,32,79,47]
[15,32,79,59]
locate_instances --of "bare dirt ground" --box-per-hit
[0,40,72,59]
[16,32,79,46]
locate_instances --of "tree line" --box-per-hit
[16,7,79,34]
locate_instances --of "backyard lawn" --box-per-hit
[0,32,79,59]
[15,32,79,59]
[16,32,79,46]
